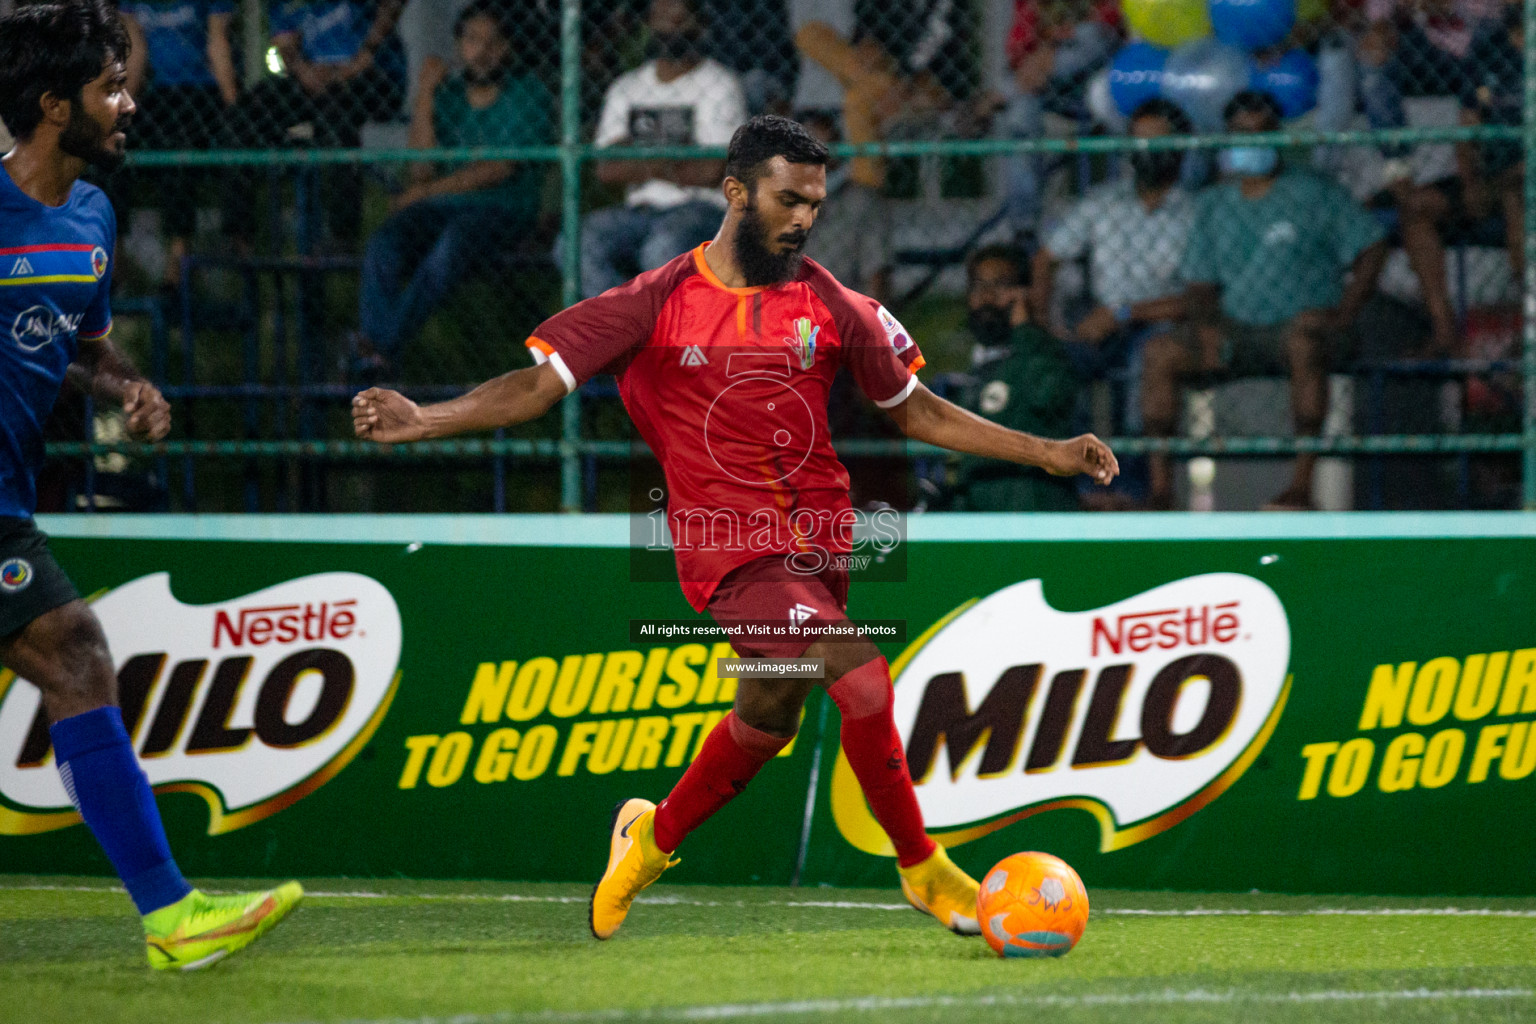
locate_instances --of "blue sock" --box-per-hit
[50,706,193,916]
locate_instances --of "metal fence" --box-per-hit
[31,0,1536,512]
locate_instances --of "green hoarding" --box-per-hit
[1,513,1533,896]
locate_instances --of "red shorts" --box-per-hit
[707,555,850,659]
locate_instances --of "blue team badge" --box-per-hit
[91,247,108,279]
[0,558,33,593]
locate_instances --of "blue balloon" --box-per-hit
[1253,48,1319,117]
[1210,0,1297,52]
[1109,42,1169,118]
[1162,39,1253,132]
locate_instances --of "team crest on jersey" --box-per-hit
[877,305,913,354]
[784,317,819,370]
[0,559,32,593]
[90,247,108,280]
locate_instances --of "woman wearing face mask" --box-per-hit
[1143,90,1390,511]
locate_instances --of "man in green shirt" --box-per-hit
[945,244,1082,511]
[1144,90,1388,510]
[354,0,552,375]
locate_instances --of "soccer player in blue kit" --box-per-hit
[0,0,300,970]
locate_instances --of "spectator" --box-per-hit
[580,0,746,298]
[944,244,1081,511]
[116,0,239,287]
[704,0,796,114]
[1359,0,1496,147]
[1394,1,1522,352]
[854,0,975,100]
[995,0,1120,234]
[227,0,407,246]
[1030,98,1193,382]
[794,20,948,200]
[798,110,891,304]
[352,0,552,377]
[1145,90,1388,511]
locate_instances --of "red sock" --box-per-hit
[652,712,789,853]
[828,656,936,868]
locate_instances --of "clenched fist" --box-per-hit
[352,387,427,444]
[122,381,171,441]
[1041,434,1120,485]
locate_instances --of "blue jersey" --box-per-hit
[270,0,402,75]
[0,163,114,519]
[120,0,234,87]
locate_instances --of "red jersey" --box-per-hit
[526,243,925,612]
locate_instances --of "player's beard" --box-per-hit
[60,100,128,172]
[735,200,810,287]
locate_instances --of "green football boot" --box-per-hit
[142,882,303,971]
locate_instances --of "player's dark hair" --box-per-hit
[0,0,129,140]
[1223,89,1284,128]
[725,115,830,192]
[1130,97,1192,135]
[967,243,1031,289]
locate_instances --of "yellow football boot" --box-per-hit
[899,844,982,935]
[143,882,303,970]
[589,798,678,940]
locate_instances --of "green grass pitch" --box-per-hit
[5,875,1535,1024]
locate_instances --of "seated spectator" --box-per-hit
[580,0,746,298]
[1030,98,1193,382]
[704,0,796,114]
[995,0,1120,234]
[228,0,407,246]
[1145,91,1388,511]
[1359,0,1495,150]
[352,0,551,376]
[943,244,1081,511]
[794,20,948,205]
[798,111,892,304]
[853,0,976,101]
[116,0,239,287]
[1394,1,1522,351]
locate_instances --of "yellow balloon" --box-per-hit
[1123,0,1213,48]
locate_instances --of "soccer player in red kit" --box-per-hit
[353,115,1118,940]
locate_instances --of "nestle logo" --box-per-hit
[213,600,357,649]
[1090,602,1240,657]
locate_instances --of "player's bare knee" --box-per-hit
[734,680,808,738]
[35,605,115,708]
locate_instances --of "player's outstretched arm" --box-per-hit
[70,336,172,441]
[352,362,569,444]
[891,380,1119,486]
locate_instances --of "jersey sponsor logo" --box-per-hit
[90,247,108,280]
[876,305,914,354]
[832,573,1290,856]
[783,317,819,370]
[9,258,33,277]
[679,344,708,367]
[11,305,82,353]
[0,559,32,593]
[788,602,819,627]
[0,572,403,835]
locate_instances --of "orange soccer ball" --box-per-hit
[976,851,1090,958]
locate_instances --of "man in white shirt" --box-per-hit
[1030,99,1194,360]
[581,0,747,297]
